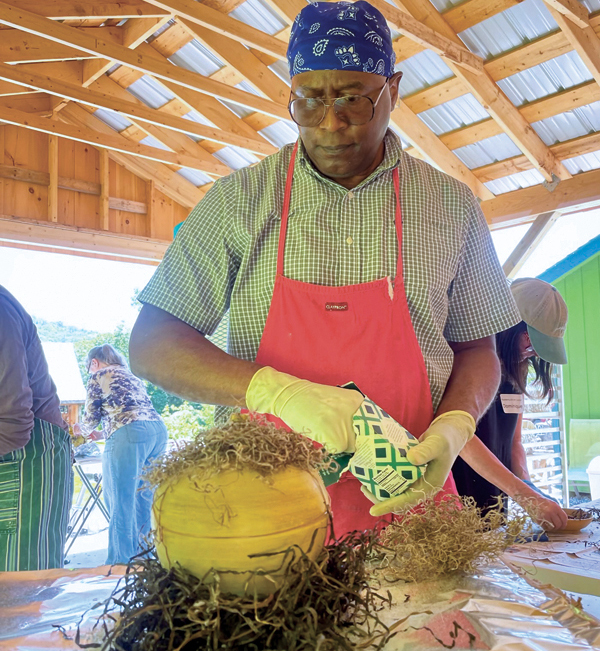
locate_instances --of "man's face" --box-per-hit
[290,69,401,186]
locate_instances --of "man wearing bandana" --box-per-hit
[132,1,521,534]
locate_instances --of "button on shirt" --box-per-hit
[139,131,520,413]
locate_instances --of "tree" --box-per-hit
[161,402,215,440]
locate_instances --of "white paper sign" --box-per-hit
[500,393,524,413]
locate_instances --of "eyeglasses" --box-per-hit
[288,79,389,128]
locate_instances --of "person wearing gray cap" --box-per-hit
[453,278,569,530]
[130,1,521,535]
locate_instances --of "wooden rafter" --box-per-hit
[543,4,600,88]
[394,0,571,184]
[502,211,561,278]
[0,104,229,173]
[543,0,591,29]
[8,1,170,20]
[474,132,600,183]
[391,103,493,200]
[369,0,484,74]
[0,2,290,120]
[81,16,171,89]
[0,61,276,155]
[481,167,600,228]
[179,19,290,104]
[441,0,520,34]
[60,102,206,208]
[137,0,288,60]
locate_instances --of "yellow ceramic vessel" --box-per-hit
[152,466,331,596]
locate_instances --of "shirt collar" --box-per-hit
[295,129,404,190]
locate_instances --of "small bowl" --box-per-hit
[551,508,594,533]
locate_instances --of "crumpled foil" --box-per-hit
[1,560,599,650]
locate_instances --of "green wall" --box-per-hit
[553,251,600,454]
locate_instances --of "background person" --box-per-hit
[0,285,72,571]
[129,0,521,534]
[454,278,569,530]
[75,344,167,565]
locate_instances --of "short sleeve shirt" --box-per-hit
[139,130,520,412]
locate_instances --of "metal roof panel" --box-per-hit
[484,168,545,195]
[563,150,600,174]
[169,39,224,76]
[458,0,558,59]
[260,121,298,148]
[177,167,213,187]
[127,75,175,109]
[452,133,523,169]
[398,50,454,97]
[214,146,260,169]
[497,51,593,106]
[532,101,600,144]
[94,108,132,132]
[418,93,489,135]
[229,0,287,35]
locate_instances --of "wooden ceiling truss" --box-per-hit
[0,0,598,264]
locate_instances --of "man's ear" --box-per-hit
[388,71,403,108]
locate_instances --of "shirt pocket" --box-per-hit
[0,461,20,534]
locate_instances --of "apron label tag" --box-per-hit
[325,302,348,311]
[500,394,524,413]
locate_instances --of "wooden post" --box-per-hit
[48,135,58,222]
[502,211,561,278]
[99,148,109,231]
[147,179,157,238]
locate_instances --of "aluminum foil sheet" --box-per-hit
[1,560,599,650]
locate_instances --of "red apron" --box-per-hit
[253,142,457,536]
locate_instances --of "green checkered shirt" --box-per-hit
[139,131,520,413]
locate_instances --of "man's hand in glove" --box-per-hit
[363,410,476,516]
[245,366,364,454]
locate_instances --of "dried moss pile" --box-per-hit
[376,495,534,583]
[143,421,335,488]
[81,532,393,651]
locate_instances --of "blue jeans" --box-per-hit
[102,420,168,565]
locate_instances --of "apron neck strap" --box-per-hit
[277,141,403,282]
[277,141,298,276]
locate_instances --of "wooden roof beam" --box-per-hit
[0,104,227,173]
[434,80,600,152]
[543,0,591,29]
[60,103,206,207]
[0,2,290,120]
[81,16,171,89]
[441,0,521,34]
[481,166,600,228]
[91,75,240,173]
[0,215,169,263]
[0,61,276,155]
[178,19,290,104]
[5,1,170,20]
[502,211,561,278]
[473,131,600,183]
[544,4,600,88]
[138,0,288,60]
[396,0,571,183]
[369,0,484,74]
[391,103,494,200]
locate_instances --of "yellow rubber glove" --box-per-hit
[246,366,364,454]
[364,410,476,516]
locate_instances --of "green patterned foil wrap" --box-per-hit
[348,398,426,500]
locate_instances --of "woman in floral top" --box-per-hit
[75,344,167,565]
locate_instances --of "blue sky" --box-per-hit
[1,207,599,333]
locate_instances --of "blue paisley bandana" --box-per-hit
[287,1,395,78]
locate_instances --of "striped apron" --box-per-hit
[0,419,72,571]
